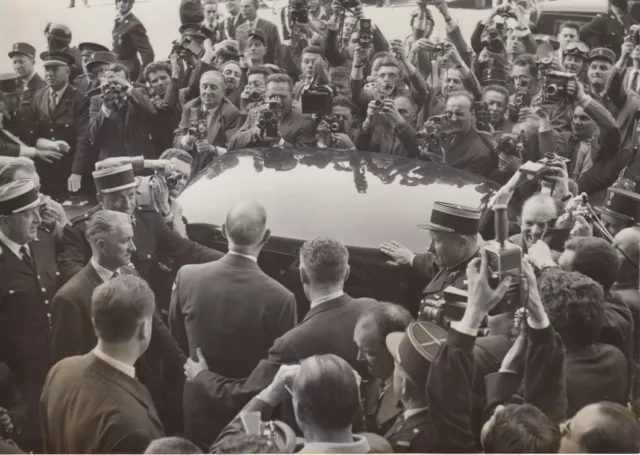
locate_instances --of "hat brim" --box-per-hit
[594,206,634,222]
[417,221,455,233]
[8,51,33,59]
[99,179,140,194]
[13,194,45,214]
[248,34,266,45]
[42,60,69,67]
[86,60,111,71]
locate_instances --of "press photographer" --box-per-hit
[240,66,270,115]
[482,83,512,134]
[229,73,317,149]
[315,96,359,150]
[293,46,326,100]
[562,40,590,80]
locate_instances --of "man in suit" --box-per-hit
[220,0,246,41]
[58,163,222,284]
[112,0,155,82]
[0,179,61,451]
[175,70,242,155]
[8,43,45,105]
[229,73,316,150]
[33,51,89,200]
[183,237,379,448]
[88,62,157,163]
[41,275,165,453]
[235,0,280,65]
[171,200,296,446]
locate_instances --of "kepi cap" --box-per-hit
[482,67,509,87]
[86,51,116,72]
[0,73,25,94]
[40,51,75,67]
[92,164,139,194]
[248,28,267,45]
[78,42,110,56]
[386,321,447,387]
[179,23,208,39]
[215,39,241,60]
[589,47,616,65]
[595,187,640,223]
[418,201,482,236]
[0,179,44,216]
[8,42,36,60]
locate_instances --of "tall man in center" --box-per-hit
[234,0,281,66]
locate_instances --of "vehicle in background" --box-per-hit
[530,0,608,35]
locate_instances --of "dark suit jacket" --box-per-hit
[219,14,246,41]
[174,97,242,151]
[41,353,165,453]
[23,73,46,105]
[235,18,281,66]
[0,104,38,157]
[89,88,157,162]
[188,294,378,447]
[442,128,496,177]
[112,13,155,81]
[32,84,90,199]
[170,253,297,444]
[57,205,223,284]
[580,13,625,58]
[229,107,317,150]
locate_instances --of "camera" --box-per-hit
[289,0,309,25]
[518,151,570,181]
[514,89,532,109]
[246,89,265,103]
[101,81,122,96]
[165,171,184,190]
[358,19,373,49]
[188,114,208,141]
[420,287,490,335]
[474,101,491,132]
[482,204,523,316]
[301,85,333,115]
[373,94,388,109]
[258,106,280,138]
[543,70,573,102]
[330,115,346,133]
[628,27,640,46]
[482,16,506,53]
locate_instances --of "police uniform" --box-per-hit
[579,12,625,58]
[0,74,38,158]
[417,202,482,319]
[383,321,448,453]
[112,9,155,81]
[0,180,60,451]
[362,376,402,436]
[73,42,110,95]
[595,186,640,230]
[57,164,223,284]
[7,43,46,105]
[32,51,89,201]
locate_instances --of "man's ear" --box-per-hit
[343,264,351,284]
[221,223,228,240]
[260,227,271,246]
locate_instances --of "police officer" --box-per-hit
[74,42,110,94]
[81,51,118,97]
[112,0,155,82]
[0,73,65,164]
[0,179,60,451]
[43,23,83,83]
[595,186,640,237]
[8,43,45,105]
[383,321,448,452]
[381,201,482,318]
[32,51,89,200]
[58,164,223,285]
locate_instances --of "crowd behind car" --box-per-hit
[2,0,640,452]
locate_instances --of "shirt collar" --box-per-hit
[91,257,119,282]
[227,250,258,263]
[299,435,370,454]
[50,84,68,99]
[403,406,428,421]
[93,347,136,378]
[309,290,344,310]
[0,230,25,258]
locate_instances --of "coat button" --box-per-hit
[45,300,49,305]
[47,312,51,318]
[38,275,41,280]
[147,254,151,259]
[9,290,14,295]
[56,271,60,276]
[41,287,46,292]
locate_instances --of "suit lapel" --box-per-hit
[207,100,224,144]
[29,236,49,280]
[0,240,32,276]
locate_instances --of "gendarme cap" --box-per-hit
[418,201,482,236]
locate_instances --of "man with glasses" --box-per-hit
[0,179,61,451]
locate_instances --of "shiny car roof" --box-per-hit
[178,148,497,253]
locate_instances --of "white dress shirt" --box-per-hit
[93,347,136,378]
[0,230,25,258]
[91,257,120,282]
[309,290,344,310]
[227,250,258,262]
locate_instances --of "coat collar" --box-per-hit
[221,252,260,270]
[301,292,352,323]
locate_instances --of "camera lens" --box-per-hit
[331,122,340,132]
[250,91,261,101]
[374,99,383,108]
[421,307,441,324]
[416,131,426,140]
[546,84,559,96]
[258,119,266,127]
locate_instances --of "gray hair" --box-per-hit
[200,70,225,86]
[85,210,132,246]
[0,158,37,186]
[299,237,349,286]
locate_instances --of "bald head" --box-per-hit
[224,200,267,247]
[614,226,640,282]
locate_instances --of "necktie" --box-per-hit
[19,246,34,272]
[49,92,58,113]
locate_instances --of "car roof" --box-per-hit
[178,148,497,253]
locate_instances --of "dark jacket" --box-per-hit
[174,97,242,151]
[235,18,281,66]
[218,14,246,41]
[41,353,165,453]
[89,88,157,162]
[612,281,640,407]
[32,84,90,200]
[170,253,297,445]
[579,13,625,58]
[112,13,155,81]
[229,107,317,150]
[72,73,99,96]
[0,231,60,450]
[57,205,223,284]
[149,78,182,154]
[355,120,421,158]
[23,74,46,105]
[441,128,496,177]
[0,105,38,157]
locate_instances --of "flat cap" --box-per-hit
[248,28,267,45]
[418,201,482,236]
[179,23,207,39]
[8,42,36,59]
[86,51,117,71]
[0,179,44,216]
[589,47,616,64]
[482,67,510,87]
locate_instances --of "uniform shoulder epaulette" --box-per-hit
[68,212,91,226]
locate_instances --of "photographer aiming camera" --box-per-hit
[176,70,242,153]
[562,41,590,79]
[240,66,270,114]
[293,46,326,100]
[230,73,316,149]
[316,95,358,150]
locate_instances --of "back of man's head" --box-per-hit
[483,404,561,453]
[572,402,640,453]
[538,270,605,350]
[355,302,413,346]
[145,437,202,454]
[564,236,618,292]
[211,434,279,454]
[299,237,349,288]
[91,275,155,345]
[293,354,360,432]
[224,200,267,247]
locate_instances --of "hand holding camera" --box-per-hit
[381,99,405,126]
[260,364,301,406]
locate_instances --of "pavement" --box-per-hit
[0,0,490,73]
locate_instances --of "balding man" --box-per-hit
[509,193,559,254]
[169,200,296,446]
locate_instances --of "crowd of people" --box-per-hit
[2,0,640,452]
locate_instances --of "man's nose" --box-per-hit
[531,224,543,236]
[128,240,137,252]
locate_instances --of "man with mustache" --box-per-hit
[175,70,242,153]
[482,84,512,134]
[221,60,244,108]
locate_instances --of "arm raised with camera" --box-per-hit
[432,0,473,67]
[350,46,373,112]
